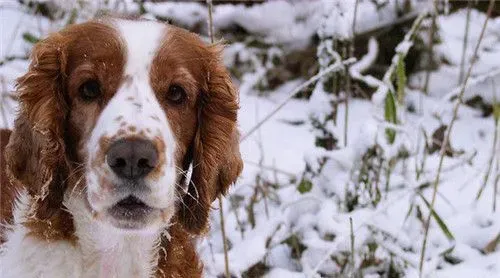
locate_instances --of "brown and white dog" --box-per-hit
[0,18,242,278]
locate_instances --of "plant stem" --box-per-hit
[349,217,355,273]
[344,0,359,147]
[418,1,495,276]
[423,0,438,95]
[458,1,472,85]
[206,1,230,277]
[492,80,499,212]
[218,197,230,278]
[476,81,499,201]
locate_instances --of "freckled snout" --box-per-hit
[106,139,159,180]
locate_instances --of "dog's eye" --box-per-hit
[79,80,101,101]
[166,85,186,104]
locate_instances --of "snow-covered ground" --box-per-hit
[1,1,499,277]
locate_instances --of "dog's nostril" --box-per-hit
[113,158,127,168]
[106,139,159,179]
[137,158,150,169]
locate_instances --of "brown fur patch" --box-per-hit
[0,129,17,243]
[94,135,112,169]
[150,25,243,234]
[149,135,167,180]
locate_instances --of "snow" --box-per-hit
[0,1,499,278]
[411,8,500,103]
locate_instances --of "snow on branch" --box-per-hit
[241,57,357,142]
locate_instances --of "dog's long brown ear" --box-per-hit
[5,32,70,223]
[179,45,243,235]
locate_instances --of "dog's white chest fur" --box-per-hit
[0,192,161,278]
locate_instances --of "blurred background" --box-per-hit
[1,0,499,277]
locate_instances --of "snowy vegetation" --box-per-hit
[1,0,499,277]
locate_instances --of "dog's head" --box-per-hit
[5,18,242,236]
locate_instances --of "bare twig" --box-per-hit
[356,10,420,40]
[494,156,499,212]
[349,217,355,273]
[423,0,438,95]
[206,1,230,277]
[243,160,296,178]
[492,80,499,212]
[418,1,495,276]
[241,58,356,142]
[442,68,500,101]
[217,197,230,278]
[344,0,359,147]
[476,80,499,201]
[458,1,472,85]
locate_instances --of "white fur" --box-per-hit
[1,19,178,278]
[87,19,177,215]
[1,191,163,278]
[1,191,82,278]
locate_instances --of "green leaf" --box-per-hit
[418,193,455,241]
[297,178,313,194]
[396,55,407,104]
[493,103,500,123]
[22,32,40,44]
[384,91,397,144]
[281,234,306,259]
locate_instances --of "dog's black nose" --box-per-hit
[106,139,159,179]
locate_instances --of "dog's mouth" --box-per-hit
[107,195,156,229]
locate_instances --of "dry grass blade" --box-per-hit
[476,80,499,201]
[423,0,438,95]
[349,217,355,274]
[458,1,472,85]
[417,192,455,241]
[491,80,499,212]
[482,232,500,254]
[418,1,496,276]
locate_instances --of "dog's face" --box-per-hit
[6,19,243,235]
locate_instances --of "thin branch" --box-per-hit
[423,0,438,95]
[442,68,500,101]
[244,160,296,178]
[349,217,355,274]
[217,197,230,278]
[344,0,359,147]
[418,1,495,276]
[240,57,356,142]
[476,80,499,201]
[494,155,499,212]
[492,80,499,212]
[206,1,230,277]
[458,1,472,85]
[356,10,420,40]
